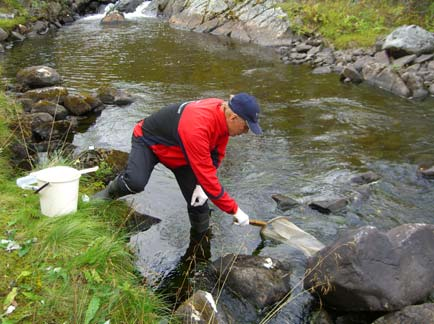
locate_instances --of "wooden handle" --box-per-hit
[249,219,267,227]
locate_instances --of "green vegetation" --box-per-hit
[0,0,28,30]
[0,93,168,323]
[279,0,434,48]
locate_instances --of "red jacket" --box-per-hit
[133,98,238,214]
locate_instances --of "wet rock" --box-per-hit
[175,290,219,324]
[83,93,103,110]
[33,119,75,141]
[372,303,434,324]
[304,224,434,312]
[259,244,316,324]
[63,94,92,116]
[17,98,34,113]
[271,194,299,211]
[312,66,332,74]
[341,65,363,83]
[127,211,161,234]
[0,28,8,41]
[115,0,144,13]
[418,165,434,179]
[21,86,68,103]
[401,71,429,100]
[97,85,133,105]
[350,171,381,185]
[211,254,292,309]
[429,84,434,95]
[308,198,348,214]
[362,63,411,97]
[10,31,25,41]
[383,25,434,56]
[309,309,334,324]
[101,11,126,24]
[31,100,68,120]
[16,66,62,89]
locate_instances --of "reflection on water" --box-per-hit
[1,15,434,259]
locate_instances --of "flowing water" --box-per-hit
[2,8,434,294]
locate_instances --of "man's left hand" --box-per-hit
[191,185,208,206]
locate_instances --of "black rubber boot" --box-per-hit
[92,175,133,200]
[188,207,210,234]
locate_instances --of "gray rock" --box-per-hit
[271,194,299,211]
[429,83,434,95]
[211,254,292,309]
[374,50,390,65]
[10,31,25,41]
[16,66,62,89]
[308,198,348,214]
[418,165,434,179]
[115,0,144,13]
[0,27,8,41]
[362,63,411,97]
[22,86,68,103]
[350,171,381,185]
[304,224,434,312]
[402,71,429,100]
[101,11,125,24]
[341,65,363,83]
[414,53,434,64]
[31,100,69,120]
[392,54,417,68]
[353,56,374,72]
[372,303,434,324]
[383,25,434,56]
[312,66,332,74]
[63,94,92,116]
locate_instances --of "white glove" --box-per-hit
[191,185,208,207]
[233,207,249,226]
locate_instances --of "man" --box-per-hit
[93,92,262,234]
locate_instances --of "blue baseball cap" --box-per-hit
[228,93,262,135]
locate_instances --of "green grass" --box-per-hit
[279,0,434,49]
[0,0,28,31]
[0,93,169,323]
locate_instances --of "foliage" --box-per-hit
[0,93,169,323]
[279,0,434,49]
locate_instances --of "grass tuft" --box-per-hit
[279,0,434,49]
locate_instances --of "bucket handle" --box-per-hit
[34,182,50,194]
[16,174,50,193]
[78,166,99,175]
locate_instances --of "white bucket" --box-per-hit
[34,166,81,217]
[16,165,99,217]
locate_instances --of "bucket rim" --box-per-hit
[34,166,81,183]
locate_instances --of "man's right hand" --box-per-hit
[233,207,249,226]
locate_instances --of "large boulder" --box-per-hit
[16,66,62,89]
[152,0,293,46]
[211,254,292,309]
[304,224,434,312]
[383,25,434,57]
